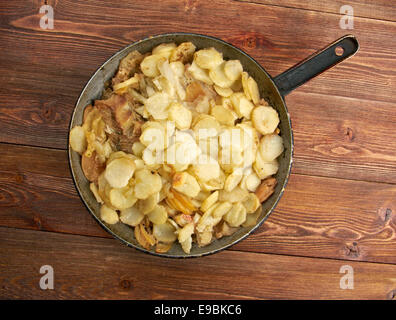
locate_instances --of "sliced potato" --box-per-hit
[70,125,87,154]
[251,105,280,135]
[218,186,249,203]
[132,141,145,158]
[258,134,284,162]
[187,62,213,85]
[194,47,223,69]
[210,104,237,126]
[190,156,220,182]
[172,172,201,198]
[170,42,196,63]
[247,76,260,104]
[223,202,247,227]
[104,157,136,189]
[212,201,232,218]
[241,72,251,100]
[89,182,103,204]
[140,54,162,77]
[242,205,262,227]
[214,85,233,97]
[230,92,254,119]
[224,60,243,81]
[144,92,171,120]
[242,193,261,214]
[200,191,219,212]
[193,115,221,139]
[134,169,162,199]
[224,168,243,192]
[153,221,177,243]
[178,222,195,243]
[109,186,137,210]
[152,42,177,59]
[209,62,235,88]
[168,102,192,130]
[100,204,119,224]
[253,155,279,180]
[113,75,139,93]
[120,206,144,227]
[147,204,168,224]
[137,192,160,214]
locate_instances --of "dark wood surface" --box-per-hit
[1,0,396,299]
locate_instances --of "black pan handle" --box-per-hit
[273,35,359,96]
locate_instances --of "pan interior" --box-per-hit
[69,33,293,258]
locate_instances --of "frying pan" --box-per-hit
[69,33,359,258]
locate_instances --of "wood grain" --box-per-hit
[1,143,395,264]
[1,0,396,300]
[1,227,396,300]
[236,0,396,22]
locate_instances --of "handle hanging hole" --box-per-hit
[335,46,344,56]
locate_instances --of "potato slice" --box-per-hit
[104,157,136,189]
[213,85,233,97]
[259,134,284,162]
[242,193,261,214]
[144,92,171,120]
[230,92,254,119]
[90,182,104,204]
[194,48,223,69]
[190,156,220,182]
[168,102,192,130]
[180,237,192,254]
[172,172,201,198]
[153,221,177,243]
[140,54,162,77]
[178,222,195,243]
[251,105,280,135]
[132,142,145,158]
[243,172,261,192]
[147,205,168,224]
[170,42,196,63]
[134,169,162,199]
[209,62,235,88]
[200,191,219,212]
[165,188,196,215]
[120,206,144,227]
[187,62,213,85]
[224,202,247,227]
[218,186,249,203]
[247,76,260,104]
[152,42,177,59]
[109,186,137,210]
[69,126,87,154]
[241,72,251,100]
[224,60,243,81]
[100,204,119,224]
[212,201,232,218]
[242,205,262,227]
[196,230,212,247]
[193,115,221,141]
[137,192,160,214]
[224,168,243,192]
[113,74,139,93]
[210,105,237,126]
[254,153,279,180]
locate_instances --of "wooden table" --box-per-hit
[1,0,396,300]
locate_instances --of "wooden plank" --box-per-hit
[1,143,395,264]
[236,0,396,22]
[0,0,395,151]
[287,91,396,184]
[1,227,396,299]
